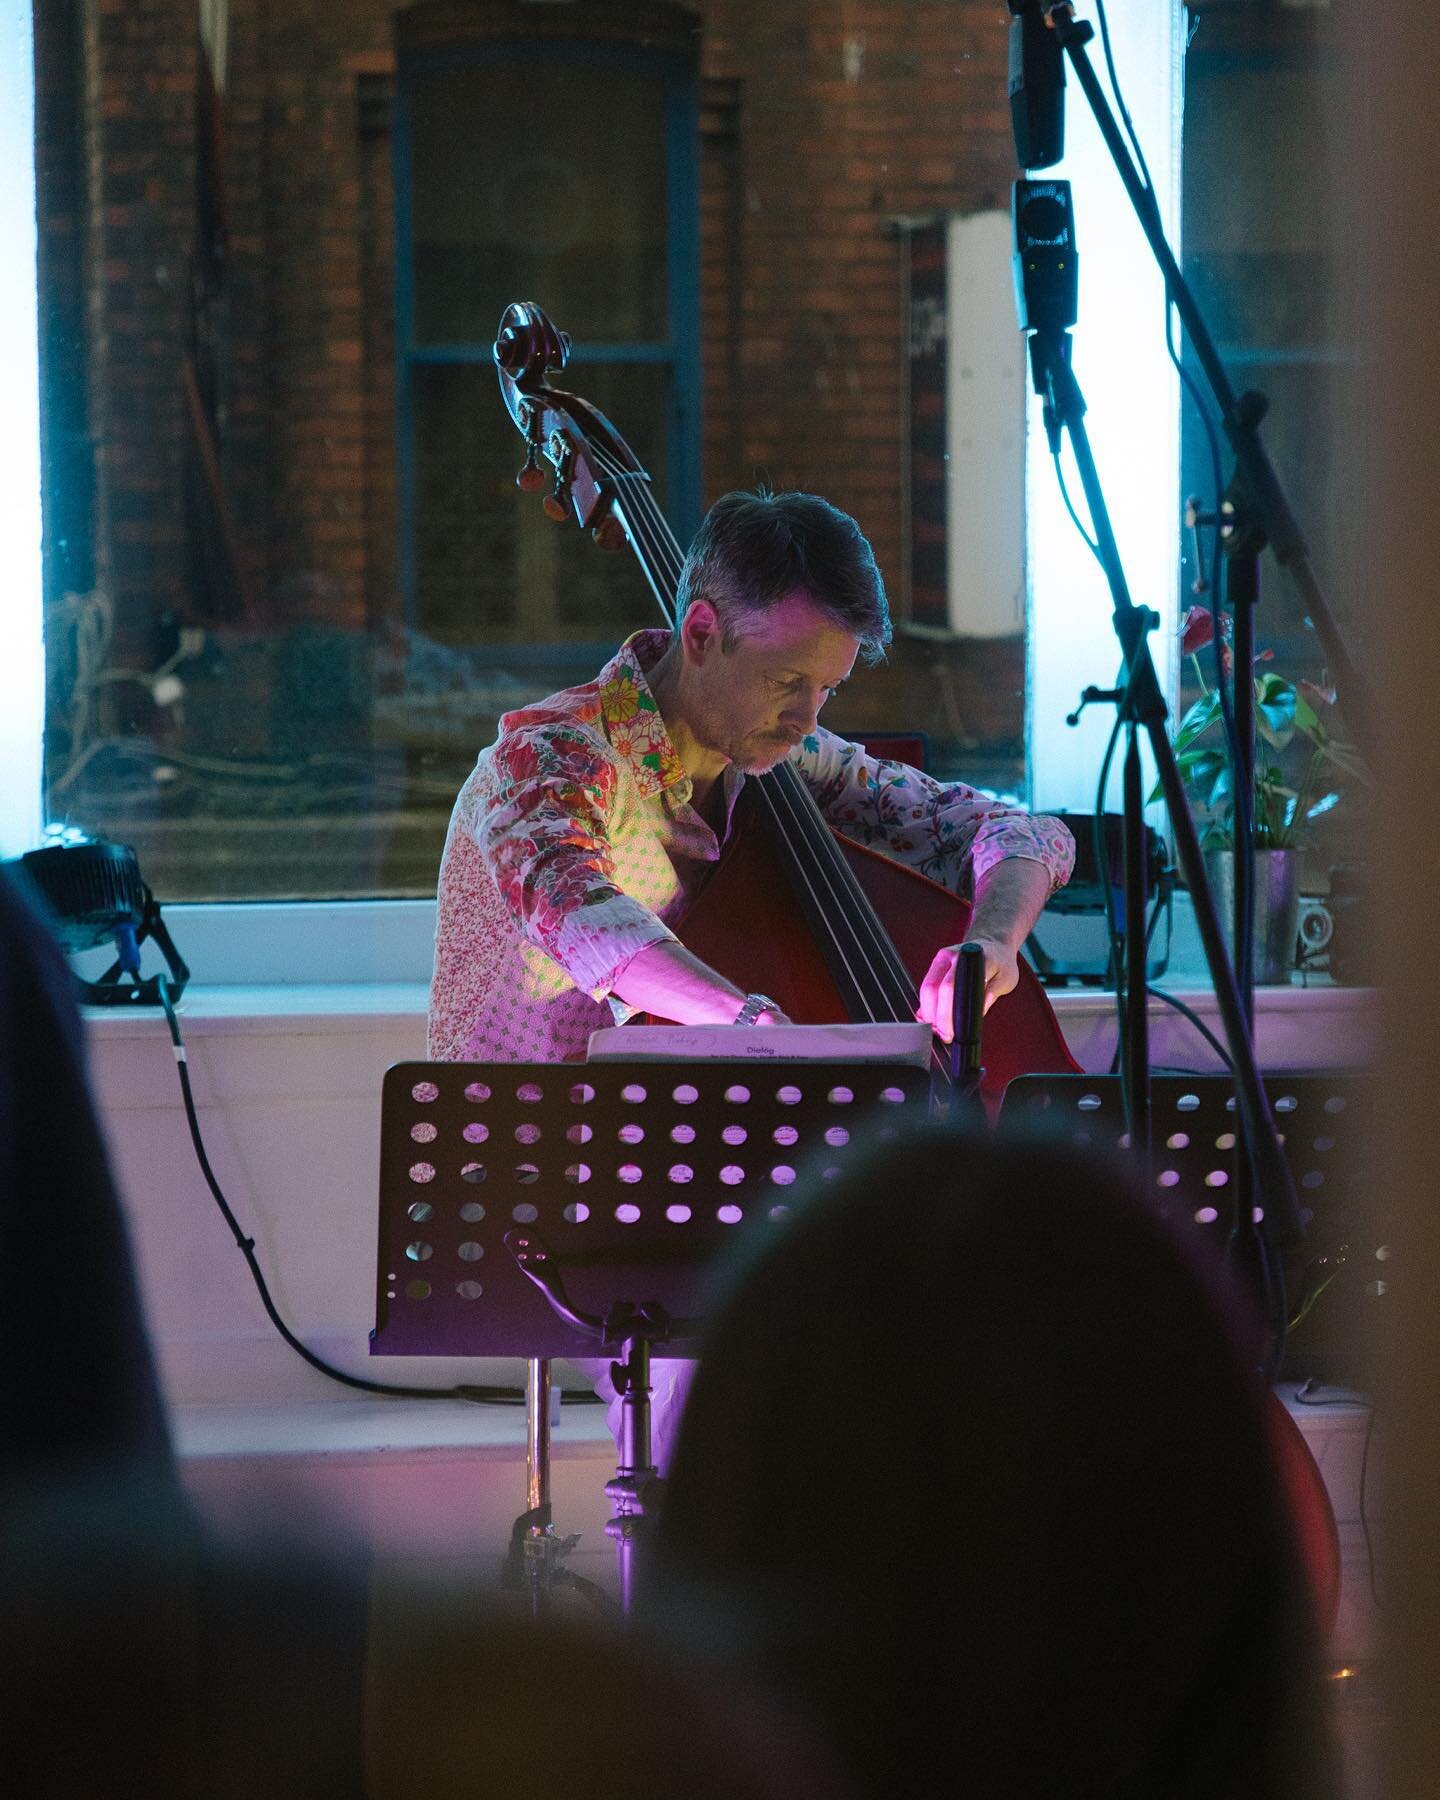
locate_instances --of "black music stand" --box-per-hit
[373,1058,929,1607]
[998,1072,1381,1378]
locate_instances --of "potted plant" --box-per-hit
[1169,606,1368,981]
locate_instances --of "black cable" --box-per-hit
[1052,448,1102,561]
[1092,717,1126,1016]
[1142,871,1173,969]
[1144,985,1233,1071]
[1103,881,1174,1079]
[1095,0,1160,228]
[155,977,600,1408]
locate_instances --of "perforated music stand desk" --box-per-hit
[998,1071,1381,1374]
[373,1058,929,1601]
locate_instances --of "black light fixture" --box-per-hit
[10,828,189,1005]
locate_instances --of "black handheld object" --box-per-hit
[949,940,987,1100]
[1008,1,1066,171]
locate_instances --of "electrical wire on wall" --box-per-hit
[154,975,598,1409]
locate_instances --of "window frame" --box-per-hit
[392,36,702,661]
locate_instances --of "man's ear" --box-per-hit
[679,599,724,665]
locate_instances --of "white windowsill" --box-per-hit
[74,889,1373,1075]
[80,976,1375,1079]
[71,898,441,991]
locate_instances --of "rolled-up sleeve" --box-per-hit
[792,729,1075,896]
[474,724,676,999]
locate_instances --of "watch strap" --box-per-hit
[733,992,778,1028]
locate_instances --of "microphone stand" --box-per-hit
[1036,3,1355,1329]
[1024,320,1305,1277]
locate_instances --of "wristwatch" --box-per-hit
[733,992,779,1028]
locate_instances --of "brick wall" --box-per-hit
[31,0,1028,888]
[39,0,1016,653]
[72,0,196,675]
[699,2,1015,596]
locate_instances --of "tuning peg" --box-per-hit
[514,400,547,492]
[542,432,573,521]
[516,441,546,493]
[592,515,625,553]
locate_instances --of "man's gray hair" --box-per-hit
[675,489,892,662]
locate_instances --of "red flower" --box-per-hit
[1179,606,1231,657]
[1180,607,1213,656]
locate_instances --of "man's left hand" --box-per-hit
[915,856,1054,1042]
[917,938,1020,1041]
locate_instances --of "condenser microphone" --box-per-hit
[1012,179,1077,340]
[1008,1,1065,171]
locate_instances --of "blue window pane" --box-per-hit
[409,62,669,346]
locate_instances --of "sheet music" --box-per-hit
[586,1022,933,1066]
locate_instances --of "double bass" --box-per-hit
[492,301,1079,1104]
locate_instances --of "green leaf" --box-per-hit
[1172,689,1223,754]
[1202,759,1233,811]
[1292,688,1323,738]
[1255,673,1298,749]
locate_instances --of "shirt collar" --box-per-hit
[596,629,691,799]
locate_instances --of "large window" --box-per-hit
[29,0,1195,919]
[397,39,700,654]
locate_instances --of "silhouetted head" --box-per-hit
[645,1123,1334,1800]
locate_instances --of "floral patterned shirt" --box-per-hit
[429,629,1074,1064]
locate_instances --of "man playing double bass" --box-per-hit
[430,487,1073,1060]
[428,488,1074,1462]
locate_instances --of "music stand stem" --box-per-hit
[503,1356,586,1616]
[527,1356,551,1515]
[604,1335,658,1615]
[507,1229,684,1613]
